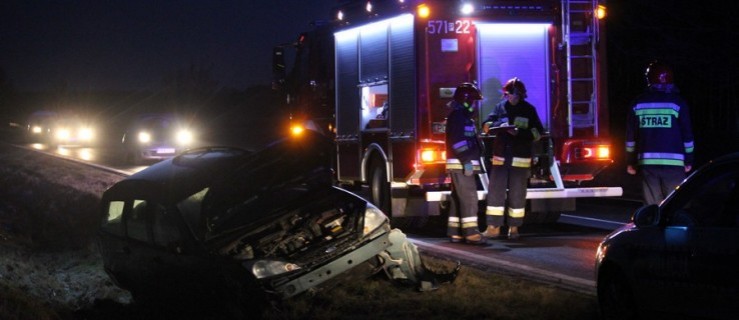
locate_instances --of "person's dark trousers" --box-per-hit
[447,171,481,237]
[486,165,530,227]
[641,165,686,205]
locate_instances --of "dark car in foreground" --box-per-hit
[595,153,739,320]
[98,132,454,316]
[120,113,196,164]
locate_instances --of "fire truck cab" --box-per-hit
[273,0,622,227]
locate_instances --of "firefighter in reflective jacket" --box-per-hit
[445,82,486,245]
[482,78,544,240]
[626,61,694,205]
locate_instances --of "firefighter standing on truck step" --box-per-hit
[626,60,694,205]
[482,78,544,240]
[445,82,486,245]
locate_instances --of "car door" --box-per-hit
[146,200,219,297]
[660,164,739,317]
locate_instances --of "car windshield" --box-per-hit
[200,132,334,236]
[136,116,173,133]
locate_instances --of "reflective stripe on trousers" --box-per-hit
[447,171,480,237]
[486,164,530,227]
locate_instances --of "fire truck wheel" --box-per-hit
[369,159,391,214]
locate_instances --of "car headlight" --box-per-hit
[138,131,151,143]
[250,260,301,279]
[363,202,389,237]
[55,128,71,140]
[31,126,43,134]
[176,129,193,145]
[79,127,95,141]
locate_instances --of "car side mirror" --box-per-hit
[632,204,660,228]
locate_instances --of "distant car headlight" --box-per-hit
[363,202,389,237]
[250,260,301,279]
[79,127,95,141]
[55,128,71,140]
[31,126,43,134]
[138,131,151,143]
[176,129,193,145]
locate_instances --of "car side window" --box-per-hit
[152,204,182,248]
[177,188,208,240]
[127,199,150,242]
[101,200,126,236]
[671,173,739,228]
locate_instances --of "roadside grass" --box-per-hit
[266,255,599,320]
[0,282,61,320]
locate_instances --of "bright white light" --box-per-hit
[475,23,551,36]
[460,3,474,15]
[55,128,71,140]
[176,129,193,145]
[337,10,344,20]
[32,126,43,134]
[138,131,151,143]
[79,128,94,141]
[366,1,372,12]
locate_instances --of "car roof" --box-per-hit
[103,146,250,203]
[103,131,335,205]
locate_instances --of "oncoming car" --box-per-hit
[26,111,97,147]
[49,116,97,147]
[98,132,457,316]
[26,110,58,143]
[121,113,196,164]
[595,152,739,320]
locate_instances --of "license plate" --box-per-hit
[156,148,176,154]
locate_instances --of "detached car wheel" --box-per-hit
[598,268,638,320]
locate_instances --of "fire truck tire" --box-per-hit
[369,158,391,215]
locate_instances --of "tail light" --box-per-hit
[420,148,446,164]
[560,139,612,163]
[415,140,446,168]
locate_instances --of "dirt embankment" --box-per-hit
[0,143,131,317]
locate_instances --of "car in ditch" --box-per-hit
[98,131,456,316]
[120,113,196,164]
[595,152,739,320]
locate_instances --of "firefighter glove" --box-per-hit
[463,163,474,176]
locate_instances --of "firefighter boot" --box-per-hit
[508,226,520,240]
[465,233,487,245]
[482,226,501,238]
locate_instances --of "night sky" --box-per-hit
[1,0,738,161]
[1,0,336,91]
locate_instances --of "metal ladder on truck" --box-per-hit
[562,0,600,138]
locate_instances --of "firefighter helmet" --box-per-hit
[645,61,674,87]
[503,77,527,99]
[453,82,483,102]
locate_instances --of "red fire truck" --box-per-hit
[273,0,622,226]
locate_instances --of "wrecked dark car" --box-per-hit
[98,132,455,315]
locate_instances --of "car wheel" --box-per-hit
[598,267,638,320]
